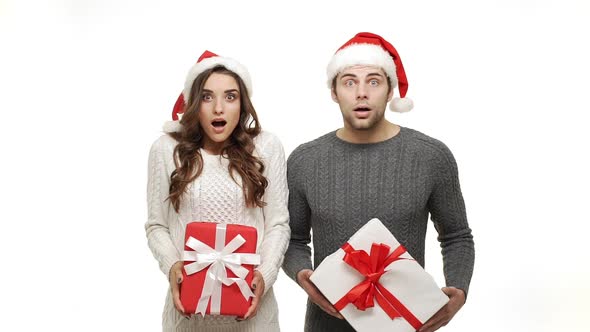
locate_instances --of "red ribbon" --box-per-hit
[333,242,422,330]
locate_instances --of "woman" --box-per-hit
[146,50,290,331]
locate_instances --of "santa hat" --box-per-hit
[164,50,252,133]
[326,32,413,113]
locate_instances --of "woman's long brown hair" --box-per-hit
[167,66,267,212]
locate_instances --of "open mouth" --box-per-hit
[353,107,371,118]
[211,119,227,133]
[212,120,227,127]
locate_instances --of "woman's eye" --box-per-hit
[226,93,236,101]
[202,94,212,101]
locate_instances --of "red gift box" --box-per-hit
[180,222,260,317]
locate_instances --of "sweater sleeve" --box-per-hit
[145,136,181,279]
[281,147,313,283]
[427,143,475,297]
[255,132,291,295]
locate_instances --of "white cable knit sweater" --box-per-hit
[145,131,290,332]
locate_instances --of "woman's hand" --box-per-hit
[169,261,189,317]
[239,270,265,320]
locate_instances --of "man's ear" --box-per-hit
[331,88,339,103]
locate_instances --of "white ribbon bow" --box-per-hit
[183,224,261,316]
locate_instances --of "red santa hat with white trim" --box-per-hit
[326,32,413,113]
[164,50,252,133]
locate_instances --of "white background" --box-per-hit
[1,0,589,331]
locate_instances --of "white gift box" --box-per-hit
[310,218,449,332]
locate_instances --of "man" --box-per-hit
[282,32,475,332]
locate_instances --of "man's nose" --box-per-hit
[356,83,368,100]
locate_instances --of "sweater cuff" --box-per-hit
[447,283,469,301]
[161,256,181,281]
[283,258,314,283]
[445,266,472,300]
[255,264,277,296]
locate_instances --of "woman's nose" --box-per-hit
[213,99,224,114]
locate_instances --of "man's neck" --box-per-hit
[336,121,400,144]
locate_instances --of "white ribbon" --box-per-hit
[183,223,261,316]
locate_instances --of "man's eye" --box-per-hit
[370,80,379,86]
[345,80,355,87]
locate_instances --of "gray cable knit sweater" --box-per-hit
[282,127,475,332]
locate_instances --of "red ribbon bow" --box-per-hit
[334,242,422,330]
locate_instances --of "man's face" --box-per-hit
[332,65,393,131]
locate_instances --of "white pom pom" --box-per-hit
[389,97,414,113]
[162,120,183,133]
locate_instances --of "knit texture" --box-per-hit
[146,131,290,332]
[282,127,474,332]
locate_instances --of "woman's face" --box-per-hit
[198,72,241,154]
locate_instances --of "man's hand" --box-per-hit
[297,269,344,319]
[169,261,189,317]
[238,271,265,321]
[418,287,465,332]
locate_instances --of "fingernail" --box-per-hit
[252,283,257,289]
[177,277,182,283]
